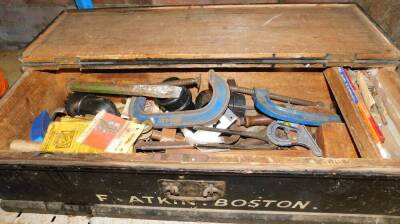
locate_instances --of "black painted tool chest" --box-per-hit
[0,4,400,223]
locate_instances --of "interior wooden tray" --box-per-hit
[0,69,399,173]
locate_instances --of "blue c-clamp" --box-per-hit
[253,89,341,126]
[130,70,340,128]
[130,70,230,128]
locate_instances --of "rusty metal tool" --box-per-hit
[135,141,192,151]
[195,121,322,156]
[193,126,272,143]
[69,81,183,99]
[195,143,277,150]
[230,86,324,107]
[135,141,274,151]
[130,70,230,128]
[160,76,201,89]
[266,120,322,157]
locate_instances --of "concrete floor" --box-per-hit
[0,207,224,224]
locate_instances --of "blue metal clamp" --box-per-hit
[253,89,341,126]
[130,71,230,128]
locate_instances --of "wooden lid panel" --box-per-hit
[22,4,400,69]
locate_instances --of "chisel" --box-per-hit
[69,81,183,99]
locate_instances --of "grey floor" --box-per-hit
[0,207,224,224]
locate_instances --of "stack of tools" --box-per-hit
[337,67,400,158]
[337,67,384,144]
[19,69,345,157]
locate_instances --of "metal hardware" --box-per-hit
[130,70,230,128]
[194,90,212,109]
[196,80,246,117]
[192,126,278,149]
[50,107,67,120]
[23,58,400,71]
[136,135,241,151]
[135,141,192,151]
[228,86,340,126]
[195,143,276,150]
[161,77,201,89]
[155,77,194,112]
[159,179,225,202]
[69,81,183,99]
[253,89,341,126]
[266,120,323,157]
[230,86,324,107]
[193,126,270,142]
[65,93,120,116]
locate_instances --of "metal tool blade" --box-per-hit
[297,125,323,157]
[135,141,192,151]
[195,143,276,150]
[69,81,183,99]
[193,126,267,142]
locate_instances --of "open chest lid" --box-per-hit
[21,4,400,70]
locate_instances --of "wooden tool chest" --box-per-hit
[1,4,400,223]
